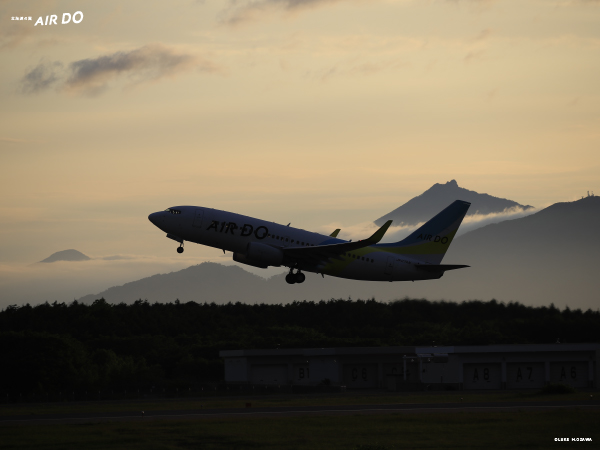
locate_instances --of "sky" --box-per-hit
[1,0,599,304]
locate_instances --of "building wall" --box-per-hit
[506,362,545,389]
[550,362,588,388]
[220,344,599,391]
[343,364,378,388]
[421,356,461,385]
[463,363,502,390]
[224,357,248,382]
[250,364,288,385]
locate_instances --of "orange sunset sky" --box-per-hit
[1,1,599,303]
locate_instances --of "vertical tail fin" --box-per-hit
[377,200,470,264]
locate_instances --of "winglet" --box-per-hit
[329,229,341,238]
[366,220,392,244]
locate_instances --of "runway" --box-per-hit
[1,400,599,425]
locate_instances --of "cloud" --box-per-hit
[319,58,408,81]
[18,44,219,96]
[220,0,344,25]
[19,60,63,94]
[317,206,538,243]
[473,28,493,42]
[457,206,537,235]
[65,44,207,95]
[464,49,485,63]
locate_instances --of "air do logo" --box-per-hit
[34,12,83,26]
[417,233,449,244]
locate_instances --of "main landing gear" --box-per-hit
[285,269,305,284]
[177,243,184,254]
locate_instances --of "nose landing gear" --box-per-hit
[177,244,184,254]
[285,269,305,284]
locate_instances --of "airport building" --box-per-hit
[220,344,599,390]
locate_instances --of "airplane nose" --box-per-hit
[148,212,159,226]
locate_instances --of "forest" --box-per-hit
[1,298,599,400]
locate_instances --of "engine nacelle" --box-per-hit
[233,242,284,268]
[232,252,268,269]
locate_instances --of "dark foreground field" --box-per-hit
[1,409,598,449]
[1,391,598,449]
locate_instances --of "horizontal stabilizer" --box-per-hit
[416,264,470,272]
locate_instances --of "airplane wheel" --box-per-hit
[295,272,306,284]
[285,273,296,284]
[177,247,184,254]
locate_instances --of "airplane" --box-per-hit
[148,200,471,284]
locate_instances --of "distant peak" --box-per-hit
[374,180,533,226]
[39,249,91,263]
[430,179,460,191]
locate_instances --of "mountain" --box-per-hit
[374,180,534,226]
[412,195,600,307]
[77,263,273,304]
[39,249,91,263]
[77,197,600,309]
[76,261,396,305]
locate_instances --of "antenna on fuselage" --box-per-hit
[287,223,290,226]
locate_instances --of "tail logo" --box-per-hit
[417,234,449,244]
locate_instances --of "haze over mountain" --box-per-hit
[38,249,91,263]
[77,263,274,305]
[77,196,599,309]
[375,180,534,226]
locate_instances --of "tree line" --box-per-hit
[1,298,599,397]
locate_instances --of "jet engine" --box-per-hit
[232,242,284,269]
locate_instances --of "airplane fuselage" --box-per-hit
[148,206,441,282]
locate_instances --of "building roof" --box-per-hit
[220,343,600,358]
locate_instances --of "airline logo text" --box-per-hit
[417,234,449,244]
[206,221,268,239]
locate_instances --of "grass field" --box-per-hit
[0,389,596,417]
[0,408,598,449]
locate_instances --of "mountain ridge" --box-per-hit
[374,180,534,226]
[39,249,91,263]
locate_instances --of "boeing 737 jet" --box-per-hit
[148,200,471,284]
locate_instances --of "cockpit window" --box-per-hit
[165,208,182,215]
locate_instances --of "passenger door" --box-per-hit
[193,208,204,228]
[384,256,395,275]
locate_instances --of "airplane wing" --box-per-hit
[283,220,392,265]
